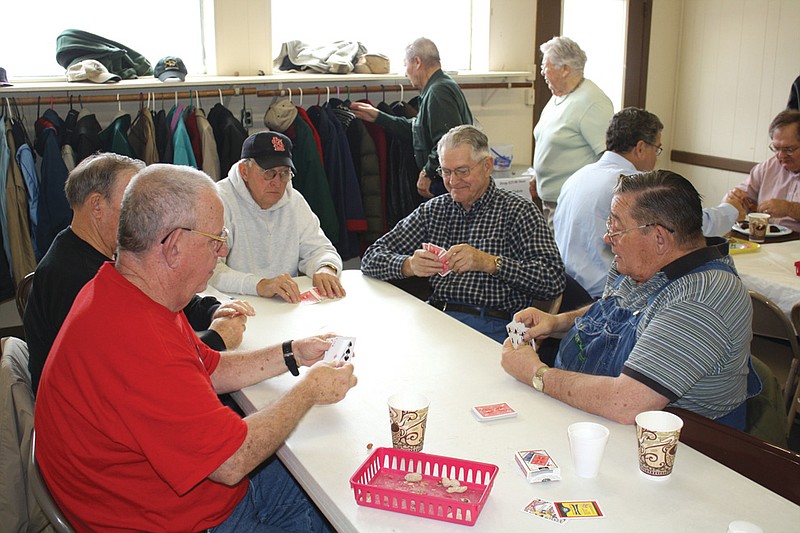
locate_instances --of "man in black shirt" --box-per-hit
[24,153,253,393]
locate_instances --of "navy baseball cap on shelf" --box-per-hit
[154,56,187,82]
[241,131,296,172]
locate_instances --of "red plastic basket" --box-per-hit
[349,447,499,526]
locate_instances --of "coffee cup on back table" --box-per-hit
[747,213,769,243]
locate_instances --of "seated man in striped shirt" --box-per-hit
[361,125,565,343]
[501,170,761,429]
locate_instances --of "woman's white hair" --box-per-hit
[540,36,587,72]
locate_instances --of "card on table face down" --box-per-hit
[323,336,356,365]
[471,402,517,421]
[300,288,324,304]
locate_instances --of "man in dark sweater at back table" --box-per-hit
[24,153,254,394]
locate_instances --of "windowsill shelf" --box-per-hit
[0,71,534,94]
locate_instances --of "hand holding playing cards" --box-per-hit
[312,268,346,299]
[292,335,341,366]
[514,307,562,342]
[403,247,448,278]
[257,273,301,303]
[442,244,495,274]
[501,337,543,387]
[302,362,357,404]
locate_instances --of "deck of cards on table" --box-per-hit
[299,287,336,305]
[514,449,561,483]
[471,402,518,422]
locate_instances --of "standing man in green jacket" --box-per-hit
[352,37,473,198]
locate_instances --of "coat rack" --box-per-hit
[3,82,532,107]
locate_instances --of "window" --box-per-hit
[1,0,205,78]
[562,0,627,111]
[271,0,479,73]
[3,0,485,79]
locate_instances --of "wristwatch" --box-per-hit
[494,255,503,273]
[532,365,550,392]
[282,340,300,376]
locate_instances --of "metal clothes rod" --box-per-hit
[3,82,532,107]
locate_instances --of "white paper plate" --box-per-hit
[731,222,792,237]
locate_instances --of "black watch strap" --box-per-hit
[282,340,300,376]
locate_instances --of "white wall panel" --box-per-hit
[668,0,800,208]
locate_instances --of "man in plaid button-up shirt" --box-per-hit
[361,125,565,342]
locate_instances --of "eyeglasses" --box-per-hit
[252,162,294,183]
[604,217,673,243]
[161,226,229,252]
[646,141,663,156]
[436,161,482,179]
[768,143,799,155]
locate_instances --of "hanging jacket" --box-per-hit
[63,105,79,150]
[153,109,174,164]
[283,114,338,243]
[34,111,72,256]
[55,29,153,79]
[296,106,325,165]
[73,108,102,163]
[347,116,382,248]
[307,104,366,260]
[5,119,36,284]
[358,99,389,235]
[129,107,159,165]
[0,113,12,276]
[15,144,40,260]
[98,113,135,157]
[0,227,13,299]
[167,105,197,168]
[183,106,203,168]
[379,100,421,226]
[195,108,220,181]
[207,103,247,177]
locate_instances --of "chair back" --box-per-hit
[789,304,800,429]
[746,356,788,447]
[0,337,74,532]
[531,293,562,315]
[15,271,34,320]
[666,406,800,506]
[29,431,76,533]
[748,290,800,402]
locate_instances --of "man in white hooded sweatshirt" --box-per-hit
[212,131,345,303]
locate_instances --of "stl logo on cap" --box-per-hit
[164,58,179,69]
[272,136,287,152]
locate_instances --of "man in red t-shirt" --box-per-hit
[34,164,357,532]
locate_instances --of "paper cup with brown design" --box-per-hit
[388,392,430,452]
[635,410,684,479]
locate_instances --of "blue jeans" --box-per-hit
[210,457,330,533]
[446,311,509,344]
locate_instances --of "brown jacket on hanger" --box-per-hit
[5,118,36,285]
